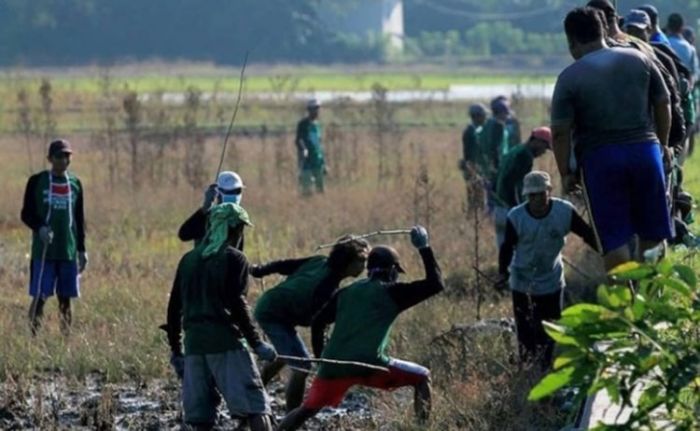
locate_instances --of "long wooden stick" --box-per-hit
[214,51,249,181]
[277,355,389,372]
[315,229,411,251]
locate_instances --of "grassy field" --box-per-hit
[0,66,555,94]
[0,88,697,429]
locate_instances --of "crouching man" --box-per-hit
[498,171,597,370]
[165,203,277,431]
[278,225,444,430]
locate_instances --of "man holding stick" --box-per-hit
[277,225,444,430]
[21,139,87,336]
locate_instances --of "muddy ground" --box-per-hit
[0,372,376,430]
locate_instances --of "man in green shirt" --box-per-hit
[165,203,277,431]
[295,98,325,196]
[277,226,444,430]
[251,237,370,412]
[21,139,87,336]
[493,127,551,247]
[460,103,488,180]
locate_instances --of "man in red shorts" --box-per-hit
[277,225,444,430]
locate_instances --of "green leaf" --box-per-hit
[657,259,674,276]
[553,350,582,370]
[543,321,580,346]
[528,365,576,401]
[673,264,697,289]
[601,285,632,308]
[609,261,655,281]
[631,296,646,321]
[659,277,692,298]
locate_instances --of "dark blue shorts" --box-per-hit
[257,320,311,370]
[29,259,80,298]
[581,141,673,254]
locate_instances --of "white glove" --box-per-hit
[78,252,88,273]
[39,226,53,244]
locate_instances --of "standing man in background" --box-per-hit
[493,127,552,246]
[295,98,326,196]
[638,4,671,46]
[21,139,87,336]
[460,103,488,181]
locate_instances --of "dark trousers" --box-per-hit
[512,289,562,370]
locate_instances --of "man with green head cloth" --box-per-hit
[165,203,277,431]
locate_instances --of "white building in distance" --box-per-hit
[317,0,404,51]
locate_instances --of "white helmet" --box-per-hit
[217,171,245,192]
[217,171,245,204]
[307,98,321,109]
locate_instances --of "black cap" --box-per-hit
[367,245,406,273]
[638,5,658,27]
[48,139,73,157]
[587,0,616,19]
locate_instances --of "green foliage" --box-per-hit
[529,260,700,429]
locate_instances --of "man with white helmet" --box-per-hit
[178,171,245,249]
[295,98,325,196]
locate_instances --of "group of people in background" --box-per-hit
[18,2,700,430]
[459,0,699,374]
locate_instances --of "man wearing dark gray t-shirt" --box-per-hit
[551,7,673,271]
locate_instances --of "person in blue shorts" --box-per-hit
[21,140,88,336]
[551,7,673,270]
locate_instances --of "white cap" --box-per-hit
[307,98,321,109]
[522,171,552,195]
[217,171,245,191]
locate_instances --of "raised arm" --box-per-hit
[386,227,444,312]
[249,257,313,278]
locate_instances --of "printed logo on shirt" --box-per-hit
[43,183,71,210]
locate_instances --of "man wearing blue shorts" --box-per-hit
[551,7,673,270]
[21,140,87,335]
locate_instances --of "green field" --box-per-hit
[0,68,555,95]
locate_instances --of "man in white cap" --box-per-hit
[178,171,245,249]
[497,171,597,370]
[295,98,325,196]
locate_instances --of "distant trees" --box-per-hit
[0,0,698,66]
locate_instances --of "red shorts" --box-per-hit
[303,358,430,410]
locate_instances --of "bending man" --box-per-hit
[278,226,444,430]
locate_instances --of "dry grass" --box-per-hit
[0,95,586,429]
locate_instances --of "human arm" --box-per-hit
[295,120,308,155]
[178,209,207,242]
[20,174,43,231]
[550,75,578,192]
[311,292,338,358]
[165,265,184,355]
[74,178,86,253]
[498,218,518,277]
[570,210,599,252]
[386,227,444,312]
[649,61,672,149]
[249,257,313,278]
[224,250,264,348]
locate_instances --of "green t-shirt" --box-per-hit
[480,118,512,183]
[303,120,325,169]
[30,171,82,261]
[495,144,534,208]
[178,245,246,355]
[317,279,400,378]
[254,256,329,327]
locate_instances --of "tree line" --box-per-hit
[1,0,698,66]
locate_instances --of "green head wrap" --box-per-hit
[201,203,253,257]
